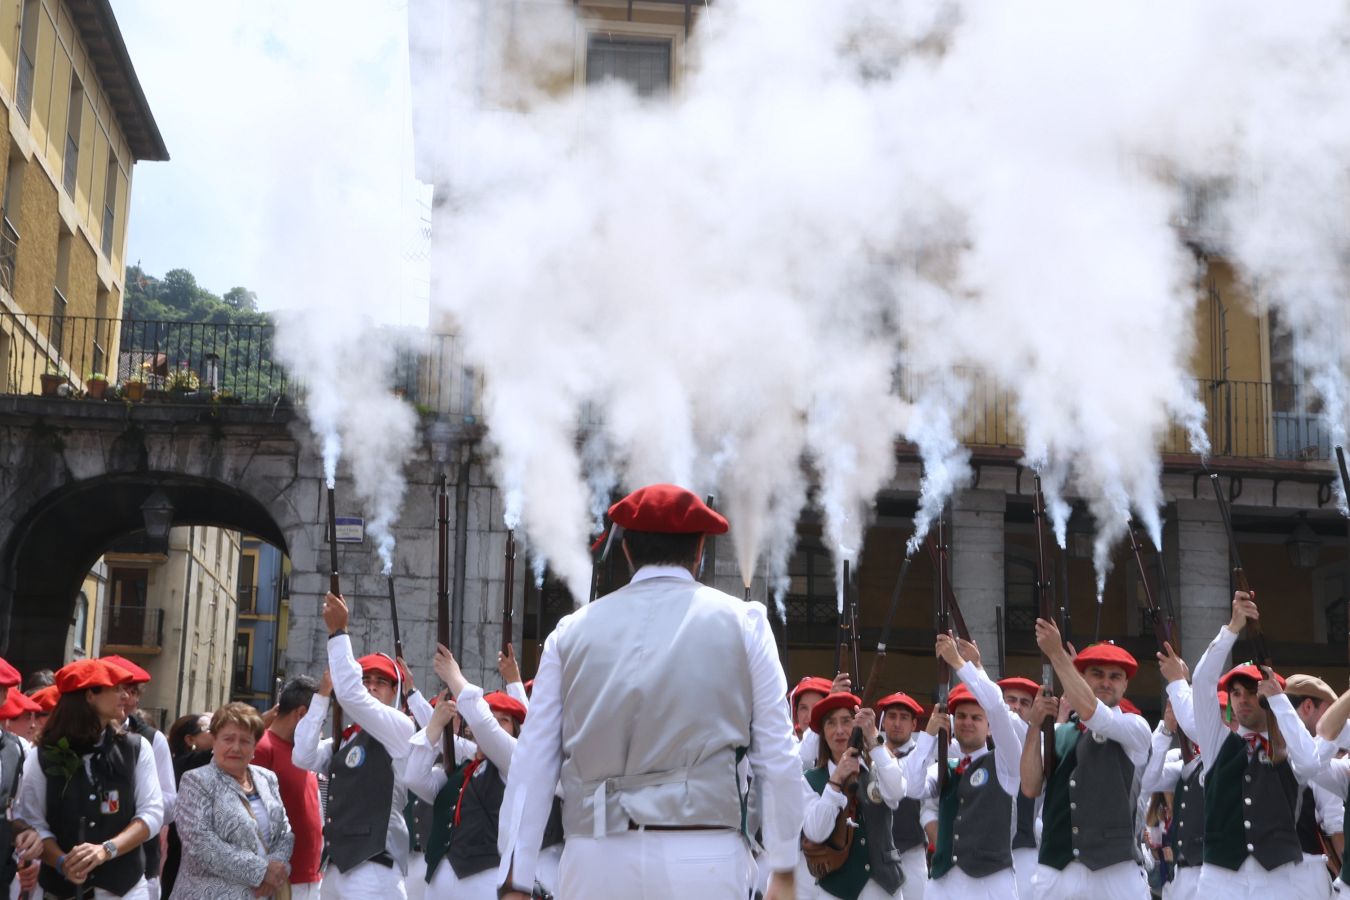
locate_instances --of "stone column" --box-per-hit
[1175,499,1232,667]
[951,489,1008,679]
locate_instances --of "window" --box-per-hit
[233,631,252,691]
[107,568,149,646]
[1004,557,1037,633]
[16,1,38,125]
[785,540,837,642]
[237,553,257,613]
[102,152,118,257]
[585,35,672,98]
[72,591,89,653]
[1269,308,1328,459]
[1,153,25,295]
[63,78,83,197]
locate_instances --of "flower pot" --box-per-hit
[123,382,146,401]
[40,373,66,397]
[86,378,109,400]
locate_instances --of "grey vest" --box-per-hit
[890,743,927,853]
[556,577,754,837]
[0,733,24,887]
[326,730,406,873]
[935,754,1014,879]
[1170,761,1204,867]
[1041,724,1140,871]
[1012,792,1038,851]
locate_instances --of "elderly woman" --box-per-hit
[170,703,293,900]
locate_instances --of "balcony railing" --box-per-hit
[0,309,1334,464]
[237,586,257,614]
[0,218,17,295]
[104,605,164,651]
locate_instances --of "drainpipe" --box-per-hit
[173,527,195,717]
[451,449,471,659]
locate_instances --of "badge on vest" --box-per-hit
[1091,731,1108,744]
[100,790,121,815]
[969,768,989,788]
[866,779,883,804]
[344,745,366,769]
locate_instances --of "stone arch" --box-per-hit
[0,471,292,673]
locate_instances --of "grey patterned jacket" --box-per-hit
[170,761,294,900]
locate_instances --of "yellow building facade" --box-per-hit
[0,0,165,393]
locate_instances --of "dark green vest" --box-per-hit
[1202,731,1301,872]
[1038,722,1138,871]
[1168,761,1204,867]
[930,753,1013,881]
[803,766,902,899]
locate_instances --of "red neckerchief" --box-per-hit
[1244,732,1269,759]
[954,755,973,777]
[341,724,361,742]
[453,759,484,826]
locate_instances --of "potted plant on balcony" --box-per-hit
[40,363,66,397]
[85,372,109,400]
[165,367,200,398]
[121,372,147,402]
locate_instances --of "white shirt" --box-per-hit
[16,732,165,841]
[801,746,907,842]
[497,565,804,889]
[1078,698,1152,768]
[405,683,515,804]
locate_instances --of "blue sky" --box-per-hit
[113,1,431,323]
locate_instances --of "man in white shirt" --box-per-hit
[497,484,803,900]
[877,690,930,899]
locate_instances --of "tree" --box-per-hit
[223,287,258,312]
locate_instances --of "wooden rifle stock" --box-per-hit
[1126,525,1193,764]
[848,546,918,756]
[503,529,516,655]
[1032,477,1058,779]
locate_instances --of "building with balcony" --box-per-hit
[0,0,166,395]
[98,525,240,729]
[231,537,290,713]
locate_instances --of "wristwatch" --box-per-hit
[101,840,118,860]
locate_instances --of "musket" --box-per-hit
[834,562,852,681]
[702,494,717,585]
[847,566,863,690]
[502,529,516,655]
[1126,525,1194,764]
[853,541,918,718]
[327,485,344,744]
[935,513,953,793]
[1337,446,1350,515]
[1032,476,1058,779]
[1206,468,1268,663]
[436,475,452,766]
[387,574,404,662]
[590,524,623,603]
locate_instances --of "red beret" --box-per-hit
[790,676,834,710]
[485,691,527,725]
[56,659,132,694]
[1219,663,1285,692]
[809,692,861,734]
[945,684,981,711]
[876,692,924,718]
[1073,642,1138,679]
[100,655,151,685]
[996,677,1041,698]
[0,688,41,719]
[1118,697,1142,716]
[357,654,400,683]
[0,657,19,689]
[29,685,59,712]
[608,484,728,535]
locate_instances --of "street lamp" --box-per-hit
[1285,514,1321,570]
[140,490,174,540]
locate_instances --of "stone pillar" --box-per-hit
[1176,499,1232,667]
[951,489,1007,679]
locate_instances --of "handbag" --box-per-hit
[799,792,857,878]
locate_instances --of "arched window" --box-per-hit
[1004,557,1036,634]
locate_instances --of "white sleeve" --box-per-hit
[1082,701,1151,766]
[132,735,165,835]
[496,619,567,892]
[1140,727,1180,795]
[956,662,1023,795]
[404,728,451,804]
[328,634,415,757]
[1168,679,1199,740]
[456,683,518,775]
[15,745,52,841]
[1314,780,1345,834]
[1269,694,1324,783]
[505,681,529,709]
[797,729,820,771]
[149,730,176,825]
[1312,760,1350,813]
[901,732,938,800]
[291,694,335,774]
[920,796,939,830]
[801,774,847,842]
[1188,626,1237,774]
[740,602,806,873]
[406,690,435,730]
[868,747,905,809]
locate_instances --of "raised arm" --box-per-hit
[324,597,415,756]
[952,644,1022,795]
[1190,594,1254,772]
[1020,688,1057,798]
[291,673,335,774]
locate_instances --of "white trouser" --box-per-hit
[926,866,1017,900]
[428,863,497,900]
[290,882,323,900]
[559,830,751,900]
[320,861,406,900]
[795,853,822,900]
[403,854,426,900]
[1031,860,1149,900]
[144,877,159,900]
[855,882,900,899]
[1162,864,1200,900]
[1297,854,1335,900]
[899,845,928,900]
[1011,848,1037,900]
[1196,856,1326,899]
[90,876,150,900]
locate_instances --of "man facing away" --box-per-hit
[254,675,324,900]
[496,484,804,900]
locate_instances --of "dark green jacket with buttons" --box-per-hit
[1202,731,1301,871]
[931,753,1013,880]
[804,765,903,899]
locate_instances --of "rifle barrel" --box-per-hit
[387,574,403,660]
[1032,475,1058,779]
[326,485,343,742]
[1207,470,1268,663]
[503,529,516,655]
